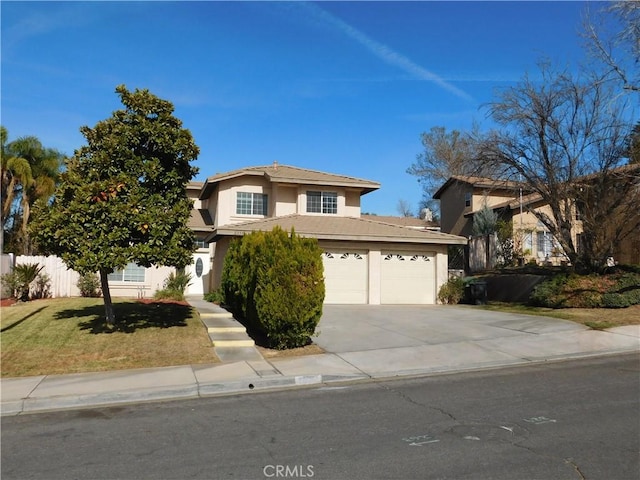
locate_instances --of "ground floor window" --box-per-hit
[107,263,145,282]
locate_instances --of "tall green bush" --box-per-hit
[221,227,325,349]
[77,272,102,297]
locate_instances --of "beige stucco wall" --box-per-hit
[211,237,232,290]
[439,182,472,236]
[107,265,173,299]
[215,177,272,227]
[344,189,361,217]
[210,179,362,227]
[273,184,298,216]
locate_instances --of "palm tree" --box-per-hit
[1,127,33,252]
[1,127,64,254]
[9,136,63,253]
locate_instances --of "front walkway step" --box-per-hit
[209,331,255,348]
[200,312,233,319]
[201,316,245,330]
[208,326,246,334]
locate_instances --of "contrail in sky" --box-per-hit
[300,2,475,102]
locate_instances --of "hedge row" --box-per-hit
[221,227,325,349]
[530,270,640,309]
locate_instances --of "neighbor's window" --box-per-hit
[307,191,337,214]
[108,263,145,282]
[536,231,553,257]
[236,192,268,215]
[464,192,472,208]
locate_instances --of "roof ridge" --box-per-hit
[205,164,379,186]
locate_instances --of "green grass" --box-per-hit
[1,297,219,377]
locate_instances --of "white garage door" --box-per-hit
[381,252,435,304]
[322,251,368,304]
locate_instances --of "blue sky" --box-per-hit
[2,1,599,215]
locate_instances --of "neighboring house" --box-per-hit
[434,169,640,266]
[183,163,467,304]
[433,175,568,264]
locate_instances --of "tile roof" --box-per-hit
[361,214,439,228]
[201,163,380,198]
[188,208,214,231]
[209,214,466,245]
[433,175,526,199]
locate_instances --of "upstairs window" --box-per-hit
[107,263,145,283]
[307,191,337,214]
[236,192,268,216]
[194,238,209,249]
[464,192,472,208]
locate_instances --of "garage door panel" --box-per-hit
[381,252,434,304]
[323,251,368,304]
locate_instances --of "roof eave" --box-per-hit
[208,228,466,245]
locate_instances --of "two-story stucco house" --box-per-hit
[184,163,466,304]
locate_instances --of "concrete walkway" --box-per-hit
[2,303,638,416]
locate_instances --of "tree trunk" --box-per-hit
[99,268,116,328]
[20,197,30,255]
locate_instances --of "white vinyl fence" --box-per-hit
[14,255,82,297]
[3,255,174,299]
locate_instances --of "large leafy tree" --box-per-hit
[1,127,64,254]
[31,86,199,326]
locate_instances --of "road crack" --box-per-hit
[376,383,458,421]
[511,442,587,479]
[565,458,587,480]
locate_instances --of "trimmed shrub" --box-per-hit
[77,272,102,297]
[602,293,631,308]
[1,271,21,299]
[204,289,224,305]
[530,270,640,309]
[438,276,465,304]
[530,274,569,308]
[221,227,325,349]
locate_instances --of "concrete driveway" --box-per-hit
[313,305,586,354]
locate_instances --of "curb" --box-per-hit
[0,374,327,416]
[2,350,638,417]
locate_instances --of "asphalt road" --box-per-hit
[2,354,639,480]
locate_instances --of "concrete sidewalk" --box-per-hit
[2,304,639,416]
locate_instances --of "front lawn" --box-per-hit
[1,297,219,377]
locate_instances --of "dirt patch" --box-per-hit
[256,343,325,359]
[136,298,190,307]
[1,298,16,307]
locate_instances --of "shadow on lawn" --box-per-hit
[54,302,192,334]
[0,306,48,333]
